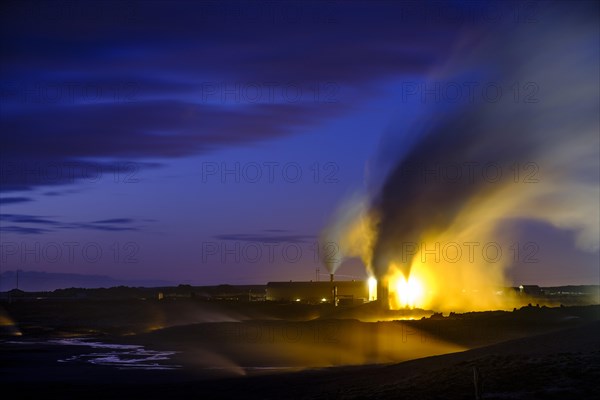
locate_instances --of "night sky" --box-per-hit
[1,0,598,289]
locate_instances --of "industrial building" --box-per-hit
[519,285,543,296]
[266,278,370,305]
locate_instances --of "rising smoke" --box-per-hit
[319,194,377,275]
[322,2,599,311]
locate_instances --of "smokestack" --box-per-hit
[332,285,338,307]
[377,279,389,310]
[330,273,334,283]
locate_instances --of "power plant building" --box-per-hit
[266,280,369,304]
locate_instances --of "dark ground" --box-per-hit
[1,301,598,399]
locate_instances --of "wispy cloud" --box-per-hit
[0,214,145,234]
[213,232,315,243]
[0,197,33,205]
[0,226,52,235]
[92,218,135,224]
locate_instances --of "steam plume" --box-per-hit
[372,2,599,276]
[322,2,599,311]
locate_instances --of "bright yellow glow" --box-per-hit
[321,298,327,302]
[386,263,430,309]
[324,194,531,312]
[295,298,301,302]
[367,276,377,301]
[394,274,424,309]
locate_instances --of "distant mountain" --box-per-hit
[0,270,173,292]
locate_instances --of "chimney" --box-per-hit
[377,278,389,310]
[332,285,338,307]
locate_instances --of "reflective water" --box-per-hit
[6,338,181,370]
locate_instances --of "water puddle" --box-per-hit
[5,338,181,370]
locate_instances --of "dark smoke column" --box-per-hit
[369,106,536,280]
[369,1,600,284]
[377,278,389,310]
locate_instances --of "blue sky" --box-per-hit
[1,1,598,288]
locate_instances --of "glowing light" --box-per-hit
[388,264,427,309]
[367,276,377,301]
[295,298,301,302]
[392,273,424,309]
[321,298,327,302]
[146,325,165,332]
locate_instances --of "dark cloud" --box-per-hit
[43,189,83,196]
[214,232,315,244]
[0,158,161,192]
[0,213,144,234]
[73,224,138,232]
[0,0,467,192]
[2,102,349,159]
[93,218,134,224]
[0,101,347,191]
[0,225,51,235]
[1,213,59,225]
[0,197,32,204]
[1,1,459,81]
